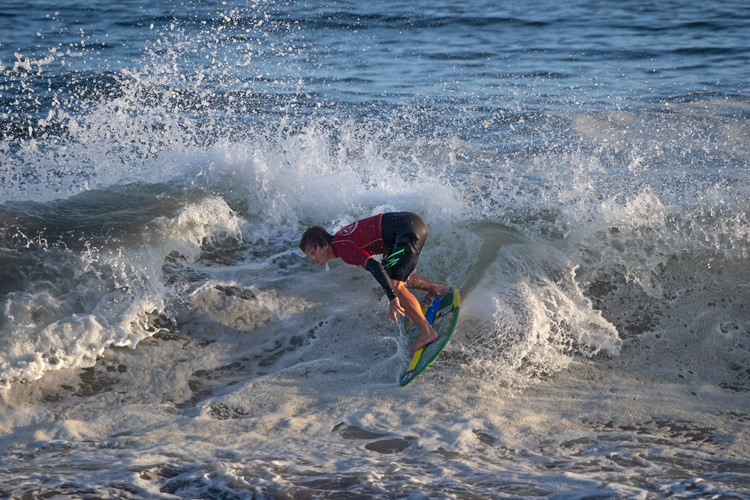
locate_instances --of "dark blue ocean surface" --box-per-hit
[3,0,749,121]
[3,0,749,195]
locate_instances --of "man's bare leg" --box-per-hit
[393,280,439,353]
[405,274,450,304]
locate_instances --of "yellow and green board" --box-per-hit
[399,286,460,386]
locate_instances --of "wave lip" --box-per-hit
[0,191,244,389]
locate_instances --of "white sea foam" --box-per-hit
[0,196,244,388]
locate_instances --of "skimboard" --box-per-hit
[399,286,460,386]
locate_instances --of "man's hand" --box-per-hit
[389,297,405,322]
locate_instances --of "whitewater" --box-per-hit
[1,0,749,498]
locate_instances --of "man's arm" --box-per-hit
[365,258,397,300]
[365,258,406,321]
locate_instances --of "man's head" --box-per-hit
[299,225,333,252]
[300,225,335,266]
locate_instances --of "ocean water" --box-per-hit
[1,0,750,497]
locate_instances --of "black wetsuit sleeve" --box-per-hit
[365,258,397,301]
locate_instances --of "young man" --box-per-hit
[299,212,449,353]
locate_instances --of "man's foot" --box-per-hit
[421,285,450,306]
[410,329,439,354]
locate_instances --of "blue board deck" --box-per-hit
[399,287,460,386]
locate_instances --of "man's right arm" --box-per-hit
[365,258,397,301]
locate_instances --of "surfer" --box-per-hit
[299,212,449,353]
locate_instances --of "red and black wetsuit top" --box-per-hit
[330,214,385,269]
[328,212,427,301]
[331,214,398,300]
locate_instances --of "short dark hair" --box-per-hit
[299,225,333,251]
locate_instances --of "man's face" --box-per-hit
[304,245,330,266]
